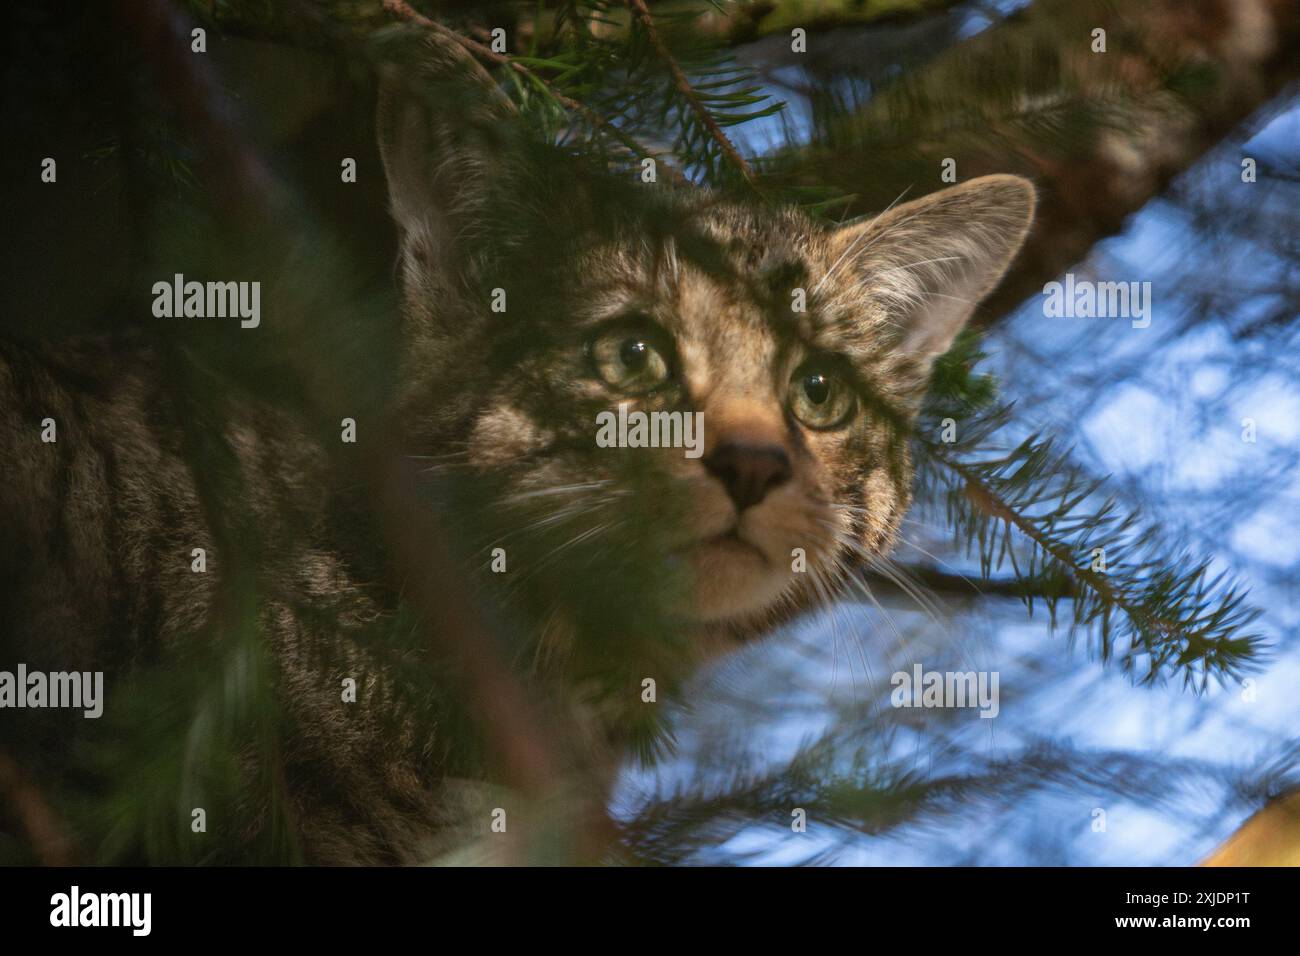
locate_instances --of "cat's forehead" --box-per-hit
[571,200,889,359]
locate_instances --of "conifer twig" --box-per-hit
[625,0,754,182]
[917,429,1262,685]
[381,0,686,183]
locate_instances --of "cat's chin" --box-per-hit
[681,530,792,624]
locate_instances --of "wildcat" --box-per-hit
[0,40,1034,864]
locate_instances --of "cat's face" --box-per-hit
[378,76,1034,631]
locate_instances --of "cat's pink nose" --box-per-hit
[704,441,792,512]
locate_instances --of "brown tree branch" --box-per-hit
[113,0,613,863]
[382,0,686,183]
[626,0,755,182]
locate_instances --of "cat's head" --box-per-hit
[378,68,1034,634]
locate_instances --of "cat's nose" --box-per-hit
[704,440,792,512]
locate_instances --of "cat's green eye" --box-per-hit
[589,326,673,394]
[789,362,856,430]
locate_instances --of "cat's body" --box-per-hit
[0,334,461,862]
[0,41,1037,863]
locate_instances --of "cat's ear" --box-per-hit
[376,37,517,279]
[829,174,1034,371]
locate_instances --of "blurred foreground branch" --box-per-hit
[0,748,77,866]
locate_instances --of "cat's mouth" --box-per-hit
[690,527,770,566]
[674,520,796,624]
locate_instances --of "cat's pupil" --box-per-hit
[621,339,649,370]
[804,373,830,404]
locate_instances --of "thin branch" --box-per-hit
[117,0,611,862]
[374,448,617,864]
[382,0,686,183]
[376,452,562,796]
[864,563,1076,600]
[939,450,1142,610]
[625,0,754,182]
[930,445,1227,665]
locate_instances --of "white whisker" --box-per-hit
[812,186,913,295]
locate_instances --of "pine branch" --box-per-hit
[382,0,687,183]
[625,0,754,182]
[912,410,1264,688]
[620,730,1248,865]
